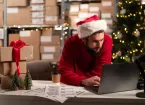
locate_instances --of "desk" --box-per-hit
[0,80,144,105]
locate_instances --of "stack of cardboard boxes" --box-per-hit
[0,45,33,89]
[70,3,101,28]
[70,0,114,35]
[6,0,59,25]
[40,29,61,62]
[8,30,41,61]
[31,0,45,25]
[45,0,58,25]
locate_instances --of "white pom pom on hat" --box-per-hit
[76,15,107,38]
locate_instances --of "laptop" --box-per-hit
[85,63,140,94]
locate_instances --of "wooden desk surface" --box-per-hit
[0,80,144,105]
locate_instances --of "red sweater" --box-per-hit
[58,34,113,86]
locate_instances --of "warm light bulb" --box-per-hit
[122,41,124,43]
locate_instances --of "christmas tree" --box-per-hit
[112,0,145,63]
[12,71,20,90]
[24,69,32,90]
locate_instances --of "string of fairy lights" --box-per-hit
[112,0,144,61]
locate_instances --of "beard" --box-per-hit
[86,45,101,56]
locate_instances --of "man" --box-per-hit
[58,15,113,86]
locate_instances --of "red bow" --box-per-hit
[10,40,26,76]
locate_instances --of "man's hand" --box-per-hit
[81,76,100,86]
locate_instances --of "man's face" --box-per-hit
[86,32,104,55]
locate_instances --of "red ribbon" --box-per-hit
[10,40,26,76]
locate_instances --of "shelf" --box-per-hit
[6,25,61,28]
[57,0,101,3]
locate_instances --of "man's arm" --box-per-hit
[84,36,113,77]
[58,38,87,86]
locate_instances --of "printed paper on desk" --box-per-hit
[89,7,99,12]
[102,1,112,6]
[80,4,89,9]
[45,84,61,96]
[31,0,44,3]
[101,13,111,18]
[44,46,55,52]
[41,54,54,60]
[60,86,76,97]
[0,29,4,39]
[45,16,57,21]
[41,36,52,42]
[7,8,18,13]
[20,31,31,37]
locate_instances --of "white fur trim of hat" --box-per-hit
[76,15,107,38]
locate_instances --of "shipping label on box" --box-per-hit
[70,5,79,12]
[101,13,111,18]
[32,12,44,18]
[89,7,99,12]
[102,1,112,6]
[31,5,44,11]
[20,31,31,37]
[44,46,56,52]
[105,19,113,24]
[78,12,88,19]
[0,29,4,39]
[41,36,52,42]
[32,18,44,24]
[41,53,54,60]
[31,0,44,4]
[7,8,19,13]
[45,16,57,21]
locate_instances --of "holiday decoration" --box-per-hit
[12,71,20,90]
[24,69,32,90]
[112,0,145,63]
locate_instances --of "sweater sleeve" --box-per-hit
[84,36,113,77]
[58,38,87,86]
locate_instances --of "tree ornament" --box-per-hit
[120,9,126,14]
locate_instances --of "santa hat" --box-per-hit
[76,15,107,38]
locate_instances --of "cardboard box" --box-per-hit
[32,18,44,24]
[0,0,3,3]
[20,30,40,45]
[45,0,57,6]
[45,16,58,25]
[0,4,3,11]
[78,12,88,19]
[88,12,101,18]
[42,28,52,36]
[33,45,40,60]
[45,6,58,16]
[31,0,44,4]
[101,0,114,7]
[70,4,79,16]
[32,11,44,18]
[89,3,101,12]
[41,53,60,62]
[7,7,31,25]
[8,34,20,45]
[0,46,33,62]
[0,61,27,76]
[7,0,28,7]
[0,62,10,75]
[0,10,3,26]
[11,61,27,75]
[0,40,3,47]
[41,36,60,45]
[80,4,89,12]
[1,73,26,89]
[40,45,60,53]
[31,5,44,11]
[70,16,80,28]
